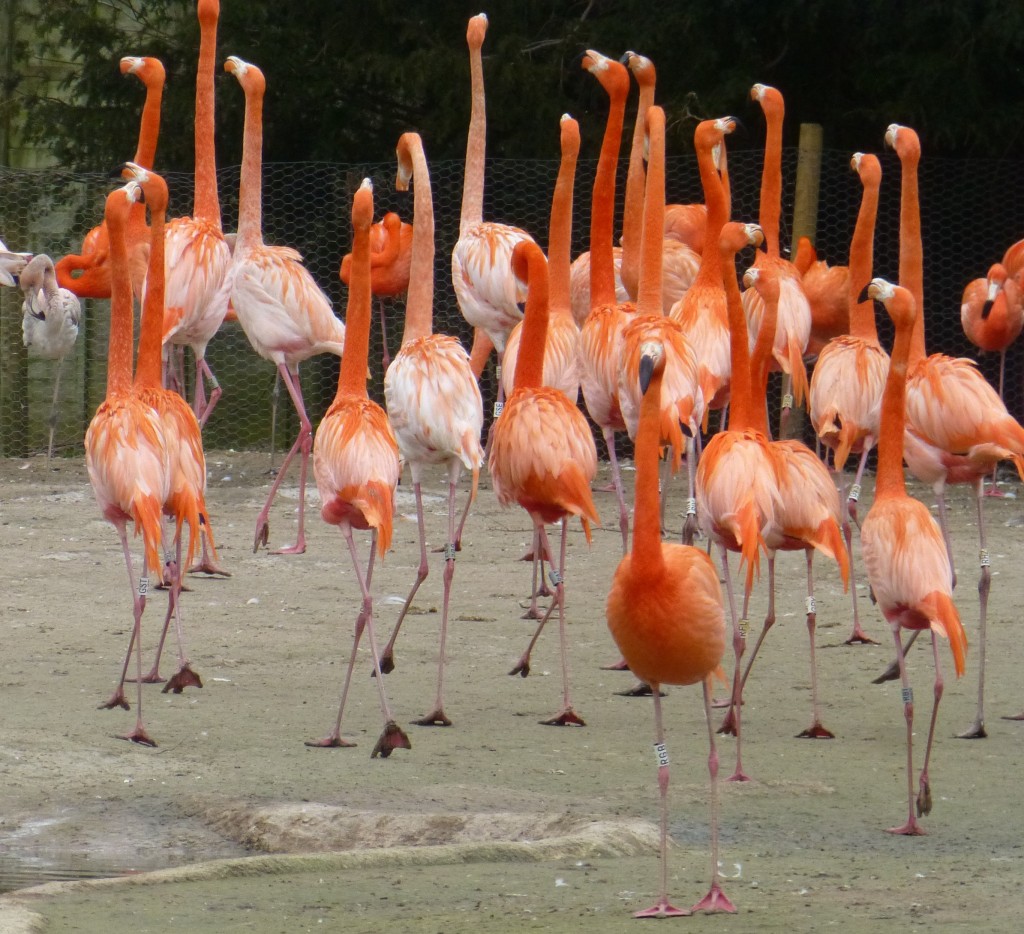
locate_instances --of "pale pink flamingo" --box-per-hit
[741,84,811,437]
[224,56,345,555]
[379,132,484,726]
[606,337,734,917]
[860,277,967,835]
[159,0,233,433]
[490,239,600,726]
[305,180,408,758]
[85,181,171,746]
[578,50,635,555]
[808,151,888,644]
[794,237,850,356]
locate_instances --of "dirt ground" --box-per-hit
[1,449,1024,932]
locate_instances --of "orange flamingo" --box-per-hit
[451,13,536,412]
[85,181,170,746]
[606,338,734,917]
[730,264,850,741]
[809,152,888,644]
[305,179,408,758]
[741,84,811,436]
[55,55,161,302]
[126,162,219,693]
[860,277,967,835]
[490,239,599,726]
[340,210,412,370]
[616,106,702,541]
[378,132,484,726]
[160,0,233,432]
[671,116,737,424]
[224,56,346,555]
[578,50,634,555]
[794,237,850,356]
[695,220,781,782]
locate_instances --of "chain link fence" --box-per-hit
[1,147,1022,459]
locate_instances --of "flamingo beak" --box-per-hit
[639,353,656,395]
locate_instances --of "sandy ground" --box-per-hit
[2,450,1024,932]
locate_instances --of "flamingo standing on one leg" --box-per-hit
[491,240,599,726]
[224,56,345,555]
[379,132,484,726]
[809,152,889,644]
[18,254,81,463]
[860,278,967,835]
[86,181,171,746]
[606,338,734,917]
[305,179,409,758]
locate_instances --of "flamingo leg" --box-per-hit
[195,355,222,429]
[189,505,231,577]
[681,436,699,546]
[985,352,1007,496]
[160,531,202,696]
[46,357,66,464]
[841,467,876,645]
[846,442,873,528]
[253,363,310,554]
[540,519,585,726]
[958,478,990,738]
[691,678,737,914]
[915,632,945,819]
[634,684,690,918]
[796,550,834,738]
[886,622,926,835]
[268,369,281,475]
[602,426,630,555]
[378,298,390,370]
[716,547,751,782]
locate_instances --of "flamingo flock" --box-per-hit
[9,7,1024,920]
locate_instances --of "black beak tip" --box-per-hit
[981,299,994,320]
[639,354,655,395]
[857,284,872,304]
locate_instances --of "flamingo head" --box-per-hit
[395,133,419,192]
[638,339,665,395]
[225,56,265,94]
[622,51,655,87]
[885,124,920,163]
[467,13,488,50]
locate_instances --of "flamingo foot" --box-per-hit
[305,735,357,749]
[99,688,130,711]
[371,652,395,677]
[594,481,617,494]
[886,818,926,836]
[271,540,306,556]
[871,659,901,684]
[1000,711,1024,720]
[796,722,835,739]
[253,519,269,553]
[119,727,157,747]
[917,778,932,817]
[716,709,738,736]
[726,768,752,783]
[371,720,412,758]
[615,681,663,697]
[188,557,232,577]
[601,658,630,671]
[162,664,203,695]
[412,709,452,727]
[956,720,987,739]
[127,668,167,685]
[509,657,531,678]
[681,514,699,547]
[691,882,737,914]
[540,707,586,727]
[634,900,691,919]
[983,485,1007,498]
[844,627,879,645]
[520,606,544,620]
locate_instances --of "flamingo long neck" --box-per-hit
[400,136,435,345]
[874,297,913,501]
[620,64,655,300]
[635,107,665,317]
[848,161,881,343]
[632,361,666,572]
[513,243,549,391]
[692,128,728,287]
[338,193,373,400]
[459,21,487,234]
[548,117,579,318]
[193,0,221,226]
[105,198,134,399]
[749,283,777,436]
[898,144,926,366]
[758,92,784,259]
[721,233,755,430]
[589,60,629,309]
[136,185,168,390]
[235,74,264,251]
[134,65,163,169]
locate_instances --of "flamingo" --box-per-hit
[741,84,811,437]
[0,240,31,284]
[18,254,81,463]
[501,114,583,619]
[578,49,634,555]
[808,151,889,644]
[159,0,233,433]
[794,237,850,357]
[616,106,702,542]
[729,264,850,741]
[859,278,967,835]
[879,125,1024,739]
[126,162,220,692]
[224,56,346,555]
[378,132,484,726]
[606,338,734,917]
[305,179,409,758]
[340,210,412,370]
[568,248,628,329]
[451,13,535,414]
[695,220,782,782]
[490,239,599,726]
[55,55,161,302]
[85,181,171,746]
[670,116,737,425]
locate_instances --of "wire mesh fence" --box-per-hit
[1,146,1023,459]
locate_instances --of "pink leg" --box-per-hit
[540,520,584,726]
[840,461,877,644]
[159,533,203,696]
[189,506,231,577]
[602,426,630,555]
[846,442,872,528]
[691,679,737,914]
[796,550,834,739]
[716,548,752,782]
[958,478,989,738]
[681,437,699,546]
[916,633,945,820]
[253,364,310,555]
[985,353,1007,496]
[379,298,391,371]
[886,623,925,835]
[195,355,222,429]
